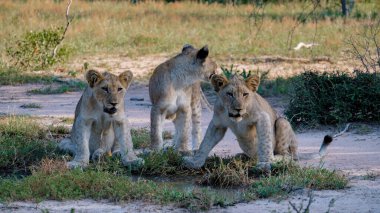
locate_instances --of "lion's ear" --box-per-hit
[119,70,133,89]
[211,74,228,92]
[196,45,209,61]
[86,70,104,88]
[245,75,260,92]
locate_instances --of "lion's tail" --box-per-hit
[200,88,213,112]
[299,124,350,160]
[318,135,333,157]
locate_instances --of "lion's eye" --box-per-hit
[102,87,109,93]
[243,93,249,97]
[227,92,234,97]
[118,88,123,92]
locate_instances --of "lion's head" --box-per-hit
[211,74,260,122]
[86,70,133,115]
[175,44,217,81]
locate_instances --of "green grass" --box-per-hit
[0,66,55,85]
[0,115,348,210]
[0,116,58,176]
[132,128,172,149]
[0,169,224,211]
[248,161,348,198]
[27,80,86,95]
[0,1,379,61]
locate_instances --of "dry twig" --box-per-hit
[52,0,73,58]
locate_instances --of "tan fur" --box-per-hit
[59,70,143,169]
[184,74,311,171]
[149,44,217,152]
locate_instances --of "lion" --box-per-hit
[183,74,332,171]
[59,70,144,169]
[149,44,217,153]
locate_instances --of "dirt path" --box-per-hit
[1,82,380,212]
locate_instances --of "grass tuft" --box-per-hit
[0,116,58,176]
[0,66,55,85]
[27,80,86,95]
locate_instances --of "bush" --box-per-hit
[285,70,380,126]
[6,28,71,71]
[221,65,253,80]
[221,65,289,96]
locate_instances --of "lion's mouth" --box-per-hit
[104,107,117,114]
[228,113,241,118]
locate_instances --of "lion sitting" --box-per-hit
[59,70,144,169]
[183,74,332,171]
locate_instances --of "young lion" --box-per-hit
[59,70,144,169]
[149,44,217,153]
[183,74,332,171]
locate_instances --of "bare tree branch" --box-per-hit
[52,0,73,58]
[286,0,320,51]
[346,19,380,73]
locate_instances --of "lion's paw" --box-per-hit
[67,161,88,170]
[255,162,272,175]
[92,148,105,162]
[112,150,122,158]
[183,156,204,169]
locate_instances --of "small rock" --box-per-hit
[130,97,144,101]
[135,103,152,107]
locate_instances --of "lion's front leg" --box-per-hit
[114,120,144,169]
[68,118,92,169]
[183,120,227,169]
[256,113,275,172]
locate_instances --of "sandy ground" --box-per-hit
[0,56,379,212]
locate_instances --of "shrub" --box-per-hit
[221,65,289,96]
[221,65,253,80]
[6,28,71,71]
[285,70,380,126]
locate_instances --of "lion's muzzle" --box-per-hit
[104,107,117,114]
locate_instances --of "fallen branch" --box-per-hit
[52,0,73,58]
[333,123,351,138]
[289,190,314,213]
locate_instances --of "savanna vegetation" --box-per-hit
[1,0,379,66]
[0,115,347,210]
[1,0,379,210]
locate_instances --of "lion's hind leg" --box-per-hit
[274,117,299,161]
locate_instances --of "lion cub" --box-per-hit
[149,44,217,153]
[59,70,144,169]
[184,74,332,171]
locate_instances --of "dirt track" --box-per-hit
[1,80,380,212]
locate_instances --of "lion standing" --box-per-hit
[149,45,217,153]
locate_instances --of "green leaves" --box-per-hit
[6,28,71,71]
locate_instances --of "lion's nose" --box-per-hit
[110,102,118,107]
[235,108,242,113]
